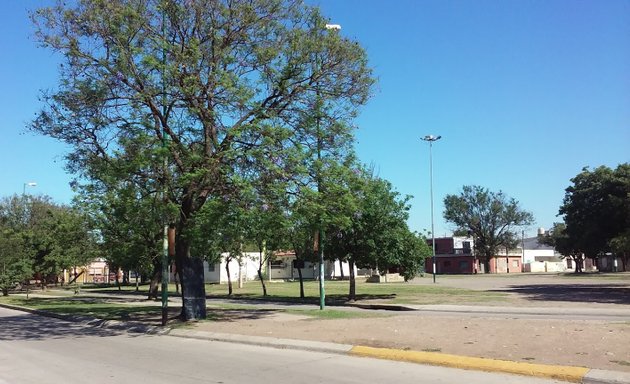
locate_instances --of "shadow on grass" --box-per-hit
[3,297,179,325]
[492,284,630,305]
[206,293,396,306]
[204,308,280,322]
[0,311,130,341]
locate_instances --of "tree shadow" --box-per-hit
[205,308,280,322]
[0,312,130,341]
[207,293,397,306]
[491,284,630,305]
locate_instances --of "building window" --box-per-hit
[208,263,216,272]
[444,261,452,267]
[271,260,286,269]
[463,241,471,253]
[459,261,469,270]
[512,260,519,268]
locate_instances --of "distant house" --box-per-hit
[197,251,368,284]
[424,236,526,274]
[521,233,567,273]
[425,236,478,274]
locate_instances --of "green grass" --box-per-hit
[285,308,389,320]
[0,296,161,321]
[201,280,508,305]
[4,278,508,323]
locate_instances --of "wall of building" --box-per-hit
[488,256,523,273]
[425,256,477,274]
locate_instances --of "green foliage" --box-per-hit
[558,163,630,266]
[76,183,162,279]
[443,185,533,270]
[0,195,97,294]
[31,0,374,320]
[326,168,431,282]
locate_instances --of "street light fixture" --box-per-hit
[23,182,37,195]
[421,135,441,283]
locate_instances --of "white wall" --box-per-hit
[203,252,262,284]
[523,261,567,273]
[523,249,555,264]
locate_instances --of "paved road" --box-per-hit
[0,307,564,384]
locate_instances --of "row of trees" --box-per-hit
[440,163,629,274]
[544,164,629,272]
[24,0,429,319]
[0,195,97,295]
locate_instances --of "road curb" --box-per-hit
[167,328,353,354]
[350,345,589,383]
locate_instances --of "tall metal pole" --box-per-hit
[160,2,169,326]
[316,23,340,310]
[422,135,441,283]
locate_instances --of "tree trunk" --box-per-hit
[68,270,84,285]
[257,243,267,296]
[225,259,233,296]
[148,268,160,300]
[348,259,356,301]
[176,236,206,320]
[297,264,304,299]
[172,262,180,294]
[339,259,345,280]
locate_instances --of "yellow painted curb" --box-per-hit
[350,346,589,383]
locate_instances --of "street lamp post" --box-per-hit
[315,23,341,311]
[23,182,37,195]
[421,135,441,283]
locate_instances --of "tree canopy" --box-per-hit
[0,195,97,295]
[443,185,533,272]
[31,0,374,320]
[558,163,630,270]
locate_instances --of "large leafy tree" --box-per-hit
[559,164,630,269]
[0,197,33,296]
[31,0,373,320]
[443,185,533,272]
[0,195,97,293]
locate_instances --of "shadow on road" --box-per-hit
[0,313,130,341]
[493,284,630,305]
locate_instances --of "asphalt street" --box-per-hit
[0,307,565,384]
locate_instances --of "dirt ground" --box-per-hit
[193,274,630,372]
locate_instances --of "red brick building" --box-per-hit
[425,236,523,274]
[425,236,478,274]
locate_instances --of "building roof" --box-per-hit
[522,236,555,251]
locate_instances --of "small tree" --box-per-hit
[443,185,533,273]
[540,222,584,273]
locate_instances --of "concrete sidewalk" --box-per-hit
[2,299,630,384]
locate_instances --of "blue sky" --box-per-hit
[1,0,628,237]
